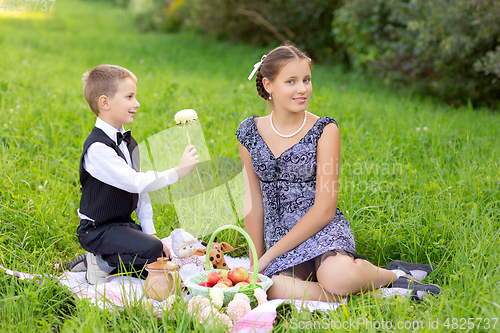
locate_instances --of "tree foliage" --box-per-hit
[333,0,500,107]
[132,0,342,62]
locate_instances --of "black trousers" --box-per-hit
[77,219,163,278]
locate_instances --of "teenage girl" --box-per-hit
[236,45,439,301]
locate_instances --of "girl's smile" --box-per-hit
[265,58,312,115]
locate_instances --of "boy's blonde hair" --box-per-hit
[82,65,137,115]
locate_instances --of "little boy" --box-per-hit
[76,64,198,284]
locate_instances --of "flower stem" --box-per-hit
[186,126,205,191]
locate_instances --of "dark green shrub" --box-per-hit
[132,0,199,33]
[132,0,343,62]
[197,0,343,61]
[333,0,500,107]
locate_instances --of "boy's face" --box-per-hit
[101,77,140,130]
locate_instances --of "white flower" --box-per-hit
[416,127,421,133]
[226,299,251,322]
[175,109,198,125]
[209,287,224,309]
[253,288,268,306]
[423,126,428,131]
[165,295,176,311]
[233,293,250,304]
[187,296,211,314]
[200,305,219,323]
[218,313,233,329]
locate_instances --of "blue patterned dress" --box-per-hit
[236,116,356,278]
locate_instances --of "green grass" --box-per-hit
[1,0,500,331]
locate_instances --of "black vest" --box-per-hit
[79,127,140,224]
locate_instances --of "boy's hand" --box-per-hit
[174,145,199,179]
[151,234,172,259]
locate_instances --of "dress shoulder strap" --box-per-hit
[303,116,338,145]
[235,116,259,151]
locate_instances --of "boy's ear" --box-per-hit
[98,95,110,111]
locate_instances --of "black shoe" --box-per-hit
[391,275,440,301]
[66,254,87,272]
[387,260,435,280]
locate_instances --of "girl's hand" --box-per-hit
[250,252,273,273]
[175,145,199,179]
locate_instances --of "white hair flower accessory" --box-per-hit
[248,55,266,80]
[175,109,198,124]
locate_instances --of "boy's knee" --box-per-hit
[145,237,163,260]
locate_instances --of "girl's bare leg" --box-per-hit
[316,255,397,296]
[267,274,344,302]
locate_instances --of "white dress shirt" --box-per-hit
[78,118,178,234]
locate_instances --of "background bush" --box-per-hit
[333,0,500,107]
[131,0,342,62]
[132,0,198,33]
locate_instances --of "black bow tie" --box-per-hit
[116,131,132,146]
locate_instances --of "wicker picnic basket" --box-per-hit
[185,225,273,303]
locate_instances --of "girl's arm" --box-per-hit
[238,141,265,263]
[257,123,341,271]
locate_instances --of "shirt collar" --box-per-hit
[95,117,125,145]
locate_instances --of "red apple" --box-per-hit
[206,271,222,286]
[199,281,213,288]
[235,282,249,287]
[219,270,229,279]
[245,273,262,284]
[228,267,249,284]
[219,278,233,287]
[214,283,229,288]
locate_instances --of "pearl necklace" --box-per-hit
[270,110,307,138]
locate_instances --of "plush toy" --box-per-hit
[193,236,234,270]
[170,228,205,269]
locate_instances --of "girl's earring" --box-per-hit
[268,93,272,100]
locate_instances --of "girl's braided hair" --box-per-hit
[255,45,312,100]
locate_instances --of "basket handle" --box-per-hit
[205,225,260,289]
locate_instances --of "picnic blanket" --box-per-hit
[0,252,343,332]
[3,238,421,331]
